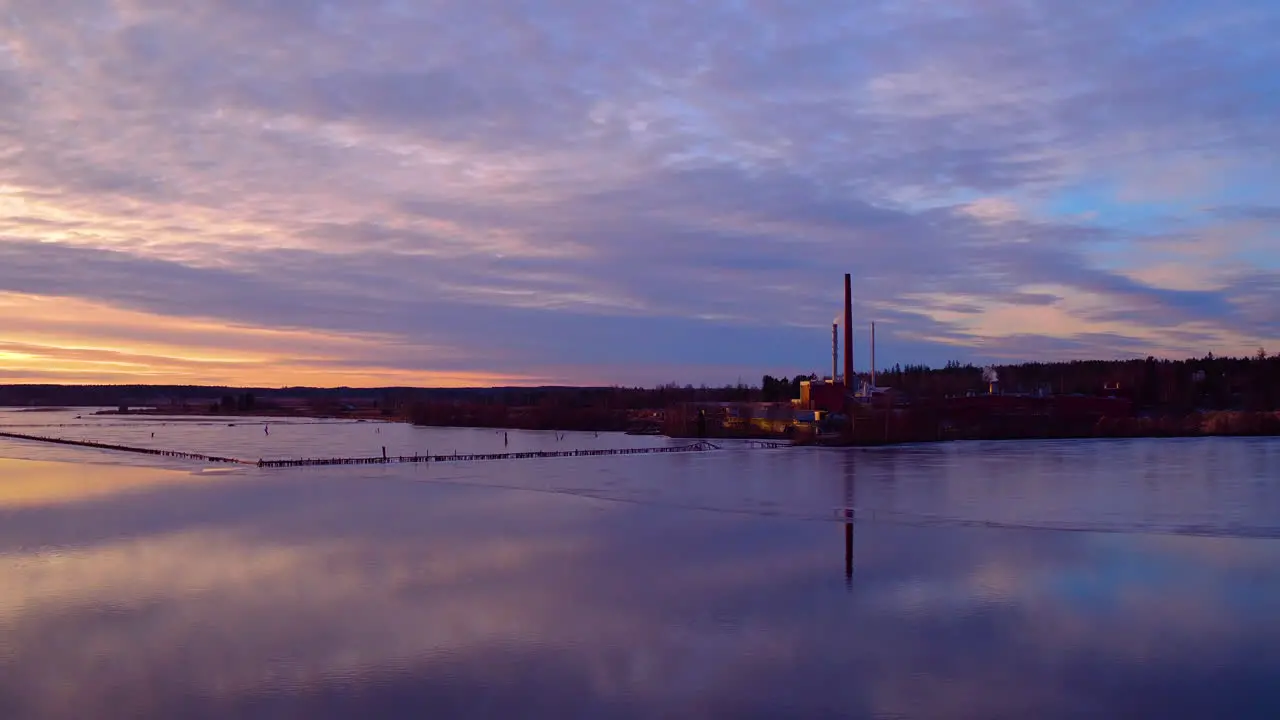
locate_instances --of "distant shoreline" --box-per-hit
[7,404,1277,447]
[94,407,405,422]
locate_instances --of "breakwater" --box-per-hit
[0,431,250,464]
[0,430,723,468]
[254,442,722,467]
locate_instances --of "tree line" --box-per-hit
[875,352,1280,411]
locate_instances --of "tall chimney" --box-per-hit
[843,274,853,388]
[831,322,838,383]
[871,322,877,390]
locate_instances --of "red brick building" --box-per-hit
[799,380,848,413]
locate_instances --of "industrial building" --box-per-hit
[667,272,1134,443]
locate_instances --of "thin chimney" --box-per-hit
[870,322,876,390]
[843,274,853,388]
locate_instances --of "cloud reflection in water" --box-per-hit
[0,439,1279,718]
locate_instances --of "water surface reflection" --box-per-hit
[1,432,1279,718]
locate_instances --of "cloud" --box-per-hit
[0,0,1277,384]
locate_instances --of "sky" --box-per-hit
[1,0,1277,387]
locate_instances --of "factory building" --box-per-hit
[799,379,848,413]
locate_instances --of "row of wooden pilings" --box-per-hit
[255,441,724,468]
[0,431,250,464]
[0,431,730,468]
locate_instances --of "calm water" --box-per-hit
[2,409,1279,719]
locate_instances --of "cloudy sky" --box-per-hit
[1,0,1277,387]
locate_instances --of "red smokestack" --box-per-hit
[843,273,853,387]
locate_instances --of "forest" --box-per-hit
[877,351,1280,412]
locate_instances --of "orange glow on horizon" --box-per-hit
[0,292,557,387]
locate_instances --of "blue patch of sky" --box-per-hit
[1037,173,1280,273]
[1040,183,1183,232]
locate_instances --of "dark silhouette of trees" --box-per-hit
[761,374,816,402]
[1,352,1276,430]
[872,353,1279,412]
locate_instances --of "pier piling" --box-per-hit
[0,430,728,468]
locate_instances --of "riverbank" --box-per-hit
[788,409,1280,446]
[411,406,1280,444]
[94,407,403,422]
[106,401,1271,446]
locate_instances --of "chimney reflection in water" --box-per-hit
[843,459,855,588]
